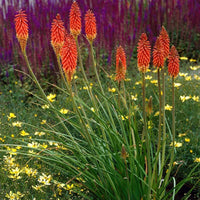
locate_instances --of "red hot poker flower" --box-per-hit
[70,1,81,38]
[159,26,170,59]
[60,34,78,83]
[51,14,65,57]
[115,46,126,82]
[168,45,180,78]
[137,33,151,73]
[14,9,28,52]
[153,36,164,68]
[85,10,96,42]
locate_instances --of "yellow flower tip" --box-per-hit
[190,150,193,153]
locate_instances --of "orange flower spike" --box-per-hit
[153,36,164,68]
[115,46,127,82]
[159,26,170,59]
[137,33,151,73]
[70,1,81,38]
[168,45,180,78]
[60,34,78,83]
[14,9,28,52]
[51,14,65,57]
[85,10,97,42]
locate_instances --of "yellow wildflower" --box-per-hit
[90,107,95,112]
[165,104,173,111]
[194,158,200,163]
[47,93,56,102]
[12,121,22,127]
[135,81,142,85]
[125,78,131,81]
[174,82,182,88]
[178,133,186,137]
[180,95,191,102]
[192,96,199,102]
[41,120,47,124]
[108,88,116,93]
[194,74,200,80]
[179,72,188,77]
[131,94,138,101]
[190,66,198,70]
[180,57,188,60]
[170,141,182,147]
[145,75,152,80]
[185,138,190,142]
[41,104,49,109]
[7,113,16,120]
[60,108,69,114]
[20,130,29,136]
[154,111,159,116]
[185,76,192,81]
[189,59,197,62]
[34,131,45,136]
[190,150,193,153]
[150,80,158,85]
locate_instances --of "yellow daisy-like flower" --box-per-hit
[179,72,188,77]
[150,80,158,85]
[190,66,198,70]
[185,138,190,142]
[178,133,186,137]
[192,96,199,102]
[47,93,56,102]
[145,75,152,80]
[185,76,192,81]
[20,130,29,136]
[180,57,188,60]
[41,120,47,124]
[194,158,200,163]
[174,82,182,88]
[189,59,197,62]
[165,104,173,111]
[90,107,95,112]
[42,104,49,109]
[154,111,159,116]
[194,74,200,80]
[131,94,138,101]
[170,141,182,147]
[60,108,69,114]
[108,88,116,93]
[12,121,22,127]
[7,113,16,120]
[180,95,191,102]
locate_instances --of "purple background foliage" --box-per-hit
[0,0,200,78]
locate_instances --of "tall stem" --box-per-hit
[161,67,166,176]
[142,73,151,200]
[151,68,162,187]
[56,55,69,90]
